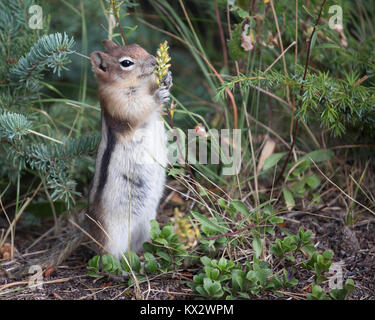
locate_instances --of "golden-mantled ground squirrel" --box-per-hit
[9,41,171,277]
[88,40,171,257]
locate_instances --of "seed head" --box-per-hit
[155,40,171,87]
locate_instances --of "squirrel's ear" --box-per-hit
[102,39,118,51]
[90,51,108,73]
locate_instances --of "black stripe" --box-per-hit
[122,174,144,189]
[96,125,116,199]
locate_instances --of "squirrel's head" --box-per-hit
[90,40,157,87]
[90,40,160,130]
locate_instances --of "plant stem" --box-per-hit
[112,1,127,45]
[213,0,228,70]
[275,0,327,185]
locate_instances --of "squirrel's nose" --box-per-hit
[143,55,157,73]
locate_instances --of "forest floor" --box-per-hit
[0,182,374,300]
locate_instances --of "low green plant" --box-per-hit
[188,255,298,300]
[301,250,333,283]
[270,227,317,262]
[308,279,355,300]
[188,226,353,300]
[192,210,227,257]
[142,220,188,272]
[86,212,354,300]
[87,220,189,280]
[262,149,334,210]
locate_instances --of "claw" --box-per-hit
[162,71,173,89]
[155,72,172,104]
[160,87,170,102]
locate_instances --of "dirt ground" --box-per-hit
[0,190,374,300]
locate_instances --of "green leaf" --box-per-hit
[282,187,295,210]
[322,250,333,260]
[161,225,174,239]
[301,149,334,163]
[87,272,103,278]
[143,241,155,253]
[191,211,227,233]
[302,5,316,19]
[217,257,228,271]
[236,7,250,19]
[290,179,306,195]
[144,252,158,273]
[252,235,262,258]
[312,284,324,297]
[121,251,141,273]
[203,278,224,299]
[290,160,310,177]
[201,256,211,266]
[211,268,220,280]
[301,243,316,256]
[154,237,169,246]
[237,292,250,299]
[218,198,228,209]
[306,174,321,189]
[345,278,355,291]
[149,220,161,239]
[229,200,251,216]
[269,216,284,225]
[101,254,115,272]
[168,168,185,176]
[232,269,245,292]
[195,285,208,298]
[156,250,171,263]
[193,273,205,285]
[205,266,220,280]
[87,255,100,271]
[310,31,318,51]
[262,152,287,171]
[247,265,273,287]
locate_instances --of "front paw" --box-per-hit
[162,71,173,90]
[155,71,172,104]
[156,86,170,104]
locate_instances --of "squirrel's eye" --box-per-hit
[120,59,134,68]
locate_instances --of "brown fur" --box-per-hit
[103,40,150,60]
[90,40,158,136]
